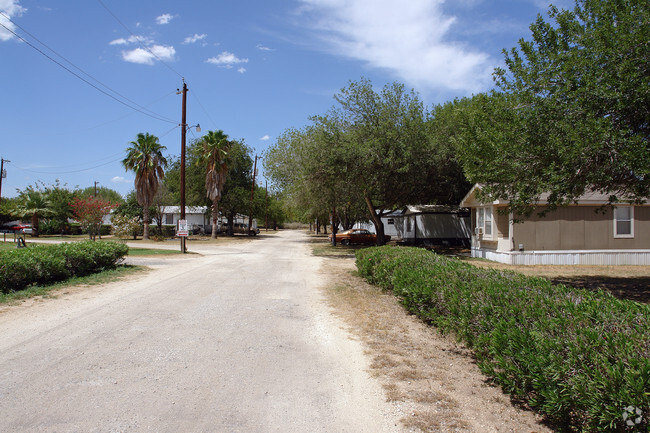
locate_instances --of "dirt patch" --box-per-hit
[320,257,552,433]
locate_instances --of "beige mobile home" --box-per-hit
[460,185,650,265]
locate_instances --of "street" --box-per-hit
[0,231,402,432]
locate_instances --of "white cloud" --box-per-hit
[111,176,131,184]
[0,0,26,42]
[122,44,176,65]
[156,13,174,25]
[260,135,270,141]
[110,35,153,46]
[183,33,207,44]
[295,0,493,94]
[238,67,246,74]
[206,51,249,68]
[256,44,273,51]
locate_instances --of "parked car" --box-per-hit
[328,228,390,245]
[11,224,32,235]
[217,223,260,236]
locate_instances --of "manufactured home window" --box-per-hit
[387,218,394,225]
[476,207,493,239]
[614,206,634,238]
[165,213,174,224]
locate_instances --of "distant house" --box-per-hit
[460,184,650,265]
[351,206,471,246]
[395,205,471,247]
[159,206,210,232]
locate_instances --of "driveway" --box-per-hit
[0,230,402,432]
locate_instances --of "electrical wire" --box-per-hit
[0,17,177,124]
[96,0,184,79]
[8,157,124,175]
[189,87,218,131]
[1,11,177,124]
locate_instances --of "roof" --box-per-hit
[158,206,208,214]
[460,184,649,207]
[403,205,469,215]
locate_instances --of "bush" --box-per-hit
[0,241,129,293]
[356,246,650,432]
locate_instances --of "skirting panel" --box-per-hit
[471,248,650,266]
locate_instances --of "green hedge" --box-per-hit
[0,241,129,293]
[356,246,650,432]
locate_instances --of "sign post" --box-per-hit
[177,219,189,253]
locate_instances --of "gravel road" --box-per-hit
[0,231,402,432]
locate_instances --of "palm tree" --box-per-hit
[196,130,231,239]
[13,187,51,237]
[122,133,167,240]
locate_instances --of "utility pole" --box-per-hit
[180,80,188,253]
[265,180,268,232]
[0,158,8,202]
[94,181,99,197]
[248,155,260,235]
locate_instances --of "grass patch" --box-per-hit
[0,265,145,304]
[127,247,184,256]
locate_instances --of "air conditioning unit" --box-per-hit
[475,227,483,236]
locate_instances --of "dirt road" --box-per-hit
[0,231,403,432]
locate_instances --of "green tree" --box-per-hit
[194,130,232,239]
[332,78,462,244]
[13,186,51,237]
[39,181,75,234]
[0,197,19,226]
[465,0,650,214]
[77,186,124,204]
[151,183,173,236]
[122,132,167,240]
[219,140,254,235]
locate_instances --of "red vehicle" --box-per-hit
[328,228,390,245]
[11,224,32,234]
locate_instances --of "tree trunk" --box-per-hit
[227,214,234,236]
[211,200,219,239]
[143,206,150,240]
[364,194,386,246]
[31,213,39,237]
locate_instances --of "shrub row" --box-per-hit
[356,246,649,432]
[0,241,129,293]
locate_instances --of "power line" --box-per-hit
[0,16,177,124]
[0,11,177,124]
[96,0,183,79]
[8,157,124,175]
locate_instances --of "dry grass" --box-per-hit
[320,257,553,433]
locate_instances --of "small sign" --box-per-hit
[177,219,189,237]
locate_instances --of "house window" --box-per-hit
[614,206,634,238]
[476,207,493,239]
[165,213,174,224]
[387,218,394,225]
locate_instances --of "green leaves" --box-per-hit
[471,0,650,212]
[0,241,128,293]
[356,246,650,431]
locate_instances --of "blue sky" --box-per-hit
[0,0,569,199]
